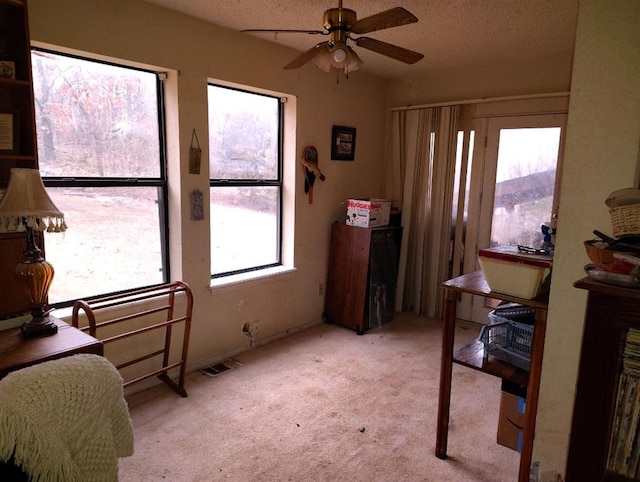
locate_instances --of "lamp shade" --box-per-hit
[0,168,66,233]
[312,44,333,73]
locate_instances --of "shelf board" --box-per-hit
[442,270,549,310]
[0,77,30,89]
[453,340,529,386]
[0,154,36,162]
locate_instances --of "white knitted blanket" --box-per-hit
[0,354,134,482]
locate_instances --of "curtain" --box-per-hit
[390,105,460,319]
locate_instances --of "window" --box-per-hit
[31,48,168,306]
[208,84,283,278]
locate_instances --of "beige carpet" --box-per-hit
[118,312,519,481]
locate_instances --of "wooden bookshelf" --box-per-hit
[0,0,40,319]
[566,278,640,482]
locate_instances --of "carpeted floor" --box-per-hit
[118,312,519,481]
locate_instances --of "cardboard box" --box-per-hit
[346,199,391,228]
[478,246,553,299]
[497,390,526,452]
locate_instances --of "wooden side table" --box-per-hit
[0,316,103,379]
[436,270,549,482]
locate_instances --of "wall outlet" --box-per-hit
[242,320,258,348]
[317,282,324,296]
[242,320,258,337]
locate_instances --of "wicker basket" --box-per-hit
[610,204,640,237]
[584,240,616,264]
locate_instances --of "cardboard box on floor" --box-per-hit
[497,383,526,452]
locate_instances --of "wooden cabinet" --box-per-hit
[436,270,548,482]
[323,223,401,334]
[566,278,640,482]
[0,0,40,319]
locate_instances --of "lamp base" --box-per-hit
[20,315,58,339]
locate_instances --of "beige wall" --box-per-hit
[535,0,640,475]
[29,0,388,373]
[386,54,574,107]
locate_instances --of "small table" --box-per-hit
[0,316,103,379]
[436,270,549,482]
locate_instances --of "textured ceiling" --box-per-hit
[141,0,580,80]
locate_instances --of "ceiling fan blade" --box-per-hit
[354,37,424,64]
[350,7,418,35]
[242,29,326,35]
[283,42,330,70]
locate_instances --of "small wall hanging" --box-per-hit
[188,129,202,175]
[330,125,356,161]
[190,189,204,220]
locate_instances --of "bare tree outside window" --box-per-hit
[208,84,282,277]
[31,49,168,305]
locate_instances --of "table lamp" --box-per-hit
[0,168,67,338]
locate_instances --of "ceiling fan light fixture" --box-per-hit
[330,43,349,68]
[332,46,347,64]
[328,43,362,73]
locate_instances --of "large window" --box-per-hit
[31,49,168,306]
[208,84,282,278]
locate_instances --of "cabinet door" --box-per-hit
[0,233,41,317]
[324,224,372,332]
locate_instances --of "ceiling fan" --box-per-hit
[242,1,424,76]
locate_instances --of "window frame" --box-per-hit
[208,82,284,279]
[32,47,171,309]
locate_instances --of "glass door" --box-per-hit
[457,114,566,323]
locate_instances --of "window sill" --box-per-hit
[209,265,297,294]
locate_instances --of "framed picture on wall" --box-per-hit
[331,125,356,161]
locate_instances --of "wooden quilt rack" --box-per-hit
[71,281,193,397]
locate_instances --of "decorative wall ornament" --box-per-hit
[189,129,202,175]
[301,145,326,204]
[190,189,204,220]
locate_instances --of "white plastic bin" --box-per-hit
[478,246,553,299]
